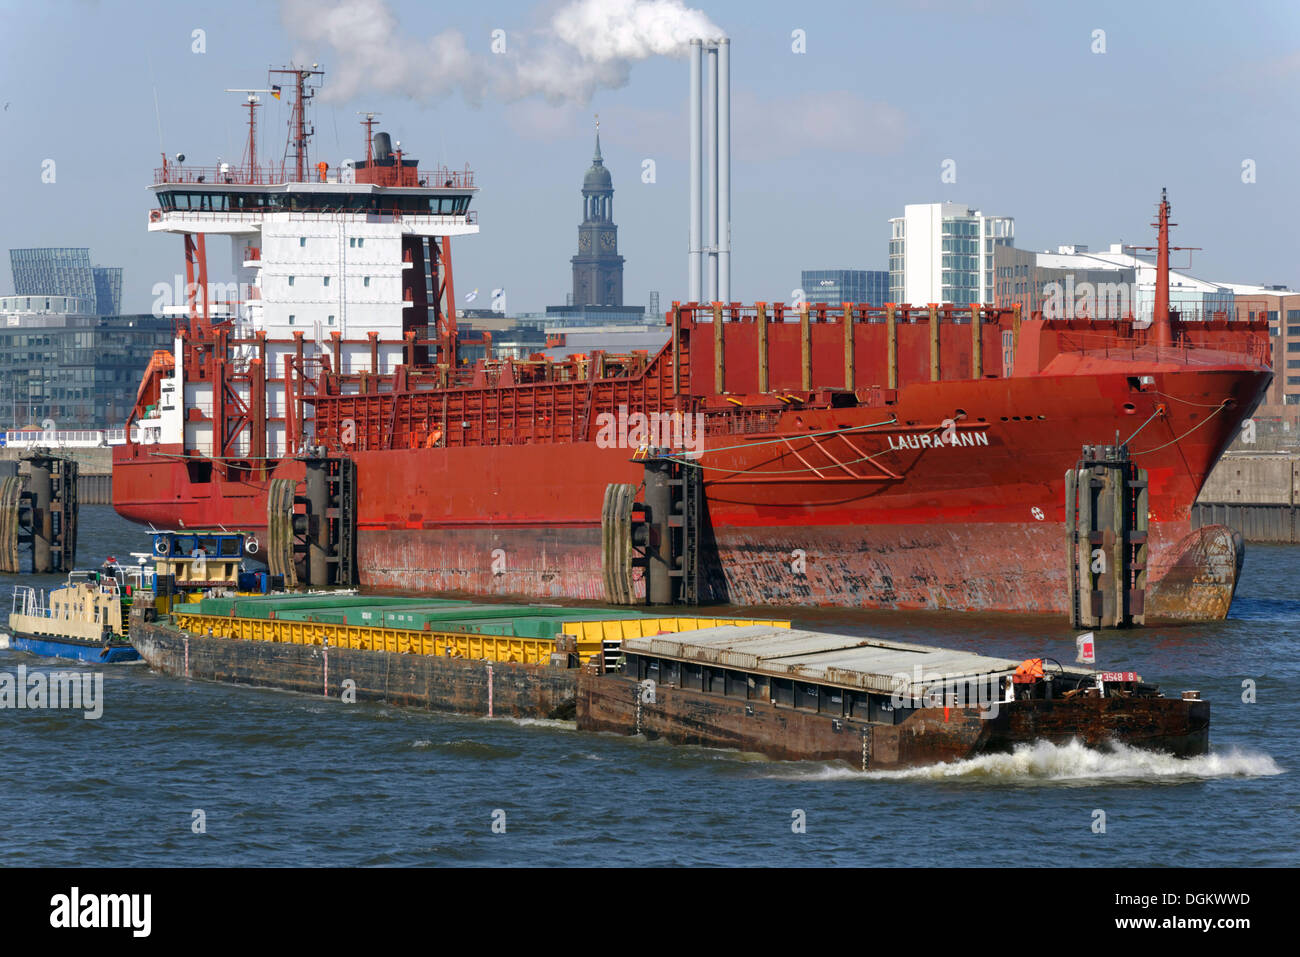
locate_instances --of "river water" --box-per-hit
[0,507,1291,866]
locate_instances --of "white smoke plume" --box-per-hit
[281,0,723,105]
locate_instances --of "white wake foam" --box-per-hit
[767,739,1283,785]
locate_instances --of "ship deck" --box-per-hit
[624,625,1096,695]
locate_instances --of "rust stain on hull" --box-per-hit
[357,519,1242,620]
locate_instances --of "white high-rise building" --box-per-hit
[888,202,1014,307]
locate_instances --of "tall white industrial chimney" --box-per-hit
[688,37,730,304]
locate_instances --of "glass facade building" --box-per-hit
[0,296,171,428]
[888,204,1014,307]
[93,266,123,317]
[801,269,890,306]
[9,247,122,315]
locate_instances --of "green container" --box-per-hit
[190,594,665,641]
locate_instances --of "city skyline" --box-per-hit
[1,0,1296,316]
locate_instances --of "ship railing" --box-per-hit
[155,165,296,186]
[10,584,45,619]
[672,302,1002,324]
[153,163,475,188]
[149,208,477,227]
[705,409,785,435]
[1056,329,1270,365]
[1,428,128,448]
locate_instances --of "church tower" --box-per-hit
[571,121,624,306]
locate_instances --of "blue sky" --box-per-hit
[1,0,1296,314]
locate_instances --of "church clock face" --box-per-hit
[600,232,615,251]
[579,233,591,252]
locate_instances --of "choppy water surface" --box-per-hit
[1,507,1293,866]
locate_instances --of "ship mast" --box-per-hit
[1153,189,1173,348]
[269,65,323,182]
[1129,188,1198,348]
[357,111,380,167]
[225,89,271,181]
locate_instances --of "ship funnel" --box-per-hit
[373,132,393,161]
[688,38,731,304]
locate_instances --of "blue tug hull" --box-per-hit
[4,633,141,664]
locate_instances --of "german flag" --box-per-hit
[271,85,281,100]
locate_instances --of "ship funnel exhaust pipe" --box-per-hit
[373,131,393,161]
[688,37,730,304]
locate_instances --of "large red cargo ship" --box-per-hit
[113,71,1272,619]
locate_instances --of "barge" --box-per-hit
[580,625,1208,768]
[128,593,1209,769]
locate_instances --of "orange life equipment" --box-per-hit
[1012,658,1045,684]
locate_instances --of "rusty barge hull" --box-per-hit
[130,621,578,720]
[576,676,1210,769]
[586,624,1210,768]
[130,619,1209,771]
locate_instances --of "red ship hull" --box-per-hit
[113,354,1269,618]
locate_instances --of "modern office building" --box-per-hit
[1002,243,1236,322]
[540,304,649,327]
[543,324,670,361]
[0,295,172,428]
[93,266,123,317]
[801,269,890,306]
[888,203,1014,306]
[1216,284,1300,425]
[993,245,1137,319]
[9,247,123,316]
